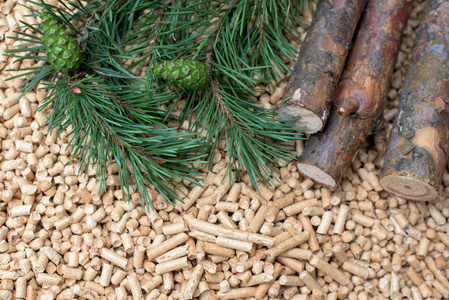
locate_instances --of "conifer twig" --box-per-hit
[129,0,307,188]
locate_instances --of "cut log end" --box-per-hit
[379,175,439,202]
[279,105,323,134]
[297,162,336,187]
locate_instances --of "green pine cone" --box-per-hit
[151,59,211,91]
[40,11,82,74]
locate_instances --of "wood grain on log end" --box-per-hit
[380,175,439,202]
[279,104,324,134]
[297,162,336,187]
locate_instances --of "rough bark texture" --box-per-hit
[296,0,411,187]
[278,0,368,134]
[380,0,449,202]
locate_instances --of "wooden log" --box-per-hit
[279,0,368,133]
[380,0,449,201]
[296,0,411,187]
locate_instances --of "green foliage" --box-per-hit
[130,0,308,187]
[41,75,204,211]
[6,0,310,208]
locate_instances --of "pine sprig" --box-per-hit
[205,79,302,187]
[41,75,205,209]
[130,0,307,188]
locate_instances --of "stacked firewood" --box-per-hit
[282,0,449,203]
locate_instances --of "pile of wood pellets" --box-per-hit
[2,0,449,299]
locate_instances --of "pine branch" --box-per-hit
[129,0,308,188]
[43,75,205,209]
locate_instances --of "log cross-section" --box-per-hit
[380,0,449,201]
[296,0,411,187]
[279,0,368,133]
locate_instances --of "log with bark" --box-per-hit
[278,0,368,134]
[380,0,449,202]
[295,0,411,187]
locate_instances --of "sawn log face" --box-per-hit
[297,0,411,187]
[279,0,368,133]
[380,0,449,201]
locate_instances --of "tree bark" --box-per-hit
[380,0,449,202]
[296,0,411,187]
[278,0,368,134]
